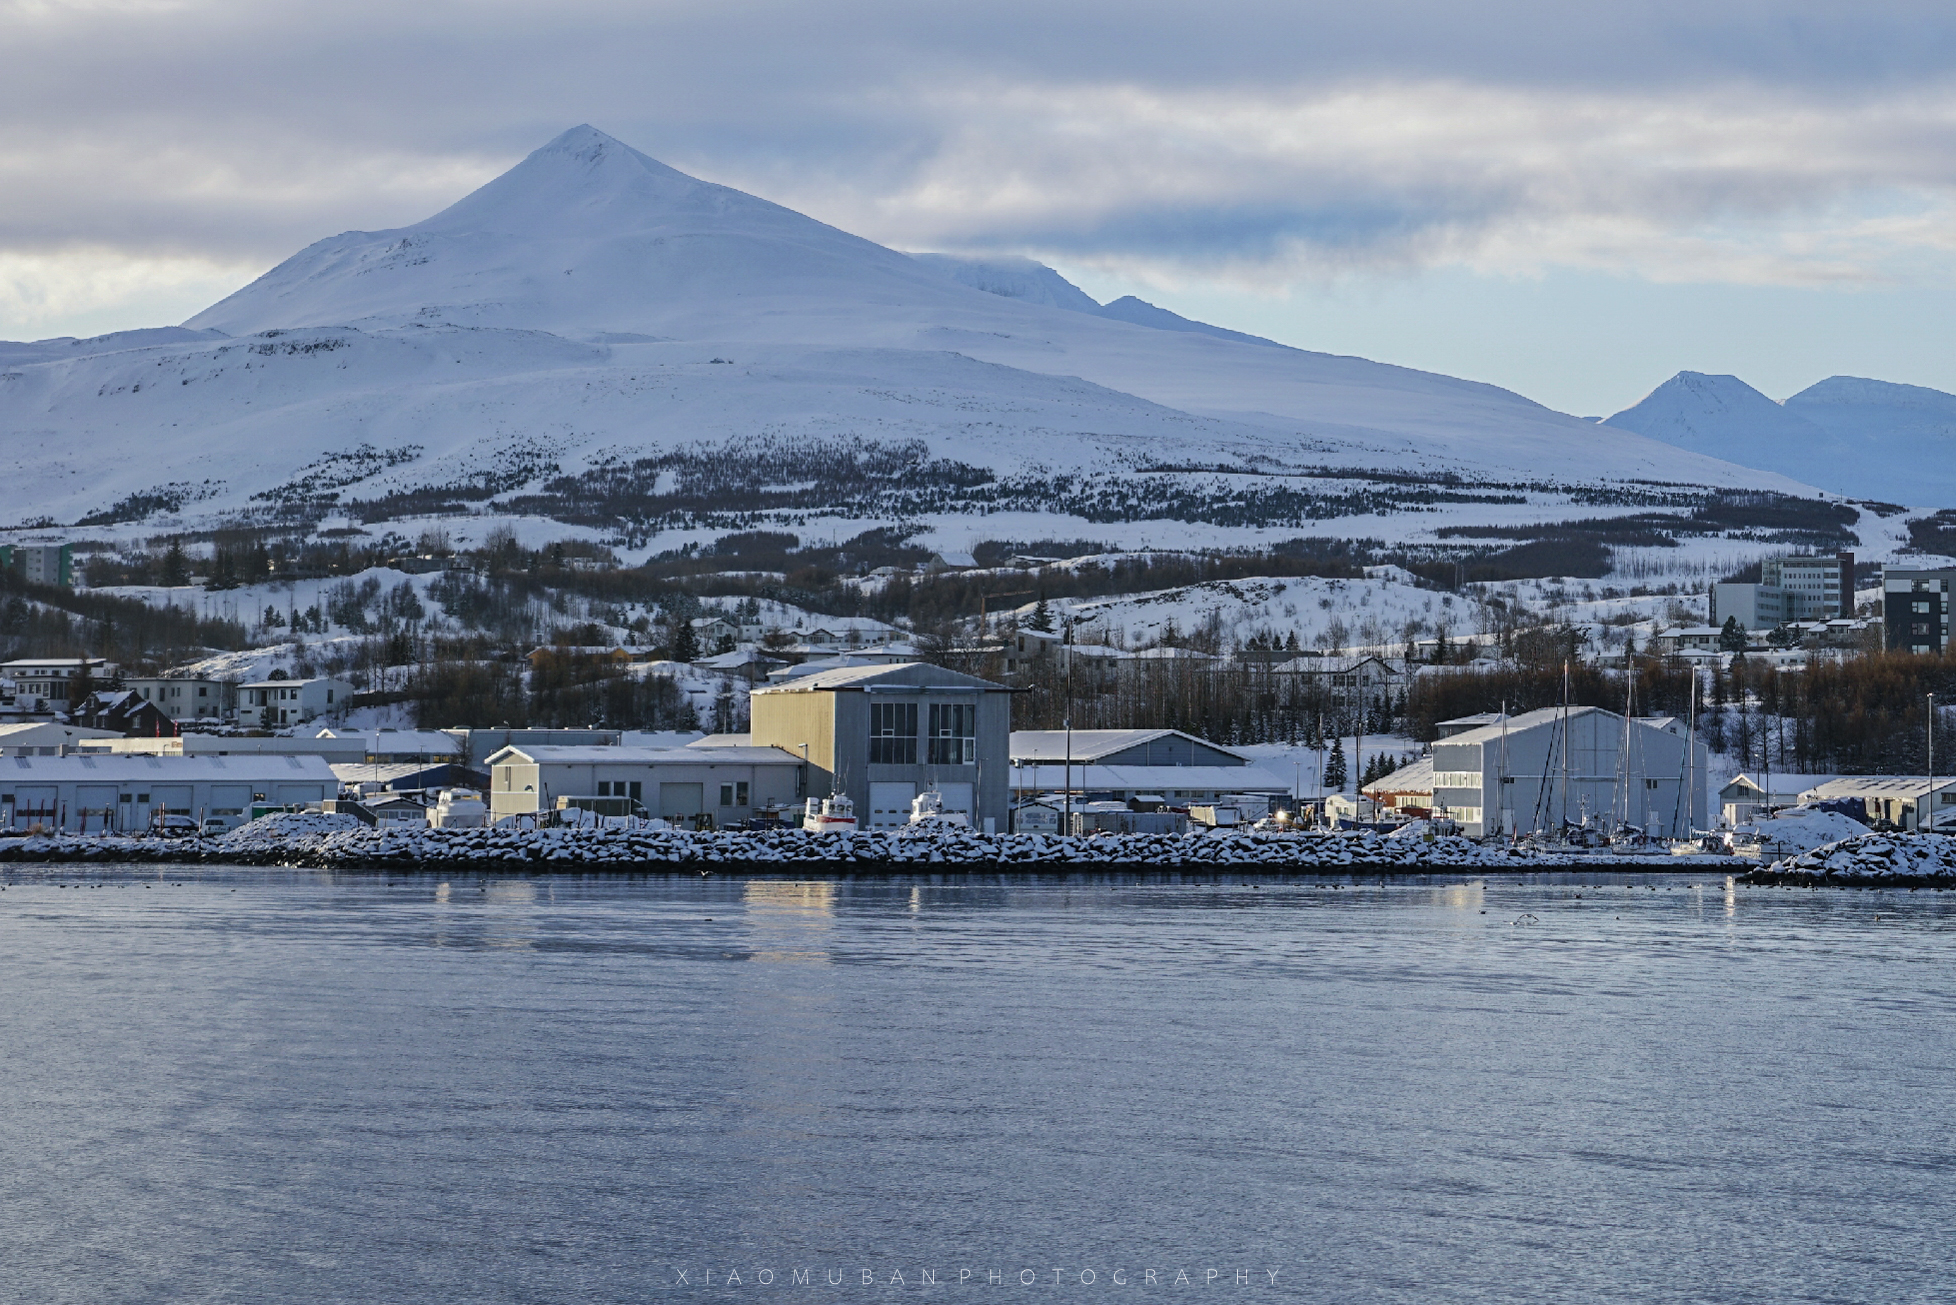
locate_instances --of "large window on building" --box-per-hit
[928,702,977,765]
[869,702,918,765]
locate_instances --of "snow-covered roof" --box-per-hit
[486,744,802,766]
[752,663,1003,693]
[0,752,336,781]
[239,677,346,689]
[0,722,120,741]
[1797,776,1956,801]
[1008,728,1248,764]
[1009,763,1290,793]
[316,729,465,755]
[1363,756,1435,797]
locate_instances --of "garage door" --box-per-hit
[75,784,118,832]
[869,781,916,828]
[209,784,251,817]
[151,785,194,819]
[659,782,703,819]
[936,782,975,823]
[276,783,322,806]
[7,785,56,829]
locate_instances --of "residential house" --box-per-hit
[124,677,235,720]
[0,657,114,710]
[1361,756,1435,815]
[235,677,352,728]
[71,690,175,738]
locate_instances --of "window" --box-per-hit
[719,783,735,807]
[869,702,917,764]
[628,781,642,802]
[928,702,977,765]
[597,781,612,796]
[1433,771,1481,790]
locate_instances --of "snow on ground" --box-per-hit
[1019,573,1479,652]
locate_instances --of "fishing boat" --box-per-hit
[908,788,970,827]
[802,792,858,833]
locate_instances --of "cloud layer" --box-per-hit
[7,0,1956,332]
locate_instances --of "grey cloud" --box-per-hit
[6,0,1956,284]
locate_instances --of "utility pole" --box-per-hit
[1930,691,1937,834]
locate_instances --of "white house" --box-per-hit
[123,677,236,720]
[0,657,114,710]
[0,752,337,833]
[235,677,353,728]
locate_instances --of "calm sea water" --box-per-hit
[2,866,1952,1303]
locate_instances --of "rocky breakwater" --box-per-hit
[0,812,1551,873]
[1748,831,1956,887]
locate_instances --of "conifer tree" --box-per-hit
[1324,737,1348,791]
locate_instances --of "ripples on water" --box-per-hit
[2,866,1952,1303]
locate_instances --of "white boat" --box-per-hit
[428,787,488,829]
[802,793,858,833]
[908,788,970,826]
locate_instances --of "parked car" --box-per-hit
[150,813,201,838]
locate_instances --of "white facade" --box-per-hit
[124,677,234,719]
[1428,706,1709,837]
[235,678,352,728]
[0,722,121,756]
[0,658,113,710]
[0,753,336,832]
[486,744,805,824]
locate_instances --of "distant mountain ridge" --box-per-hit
[1607,371,1956,504]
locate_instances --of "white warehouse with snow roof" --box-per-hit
[0,752,337,833]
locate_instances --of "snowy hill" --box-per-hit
[1,125,1810,546]
[1608,371,1956,506]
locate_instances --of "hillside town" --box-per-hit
[2,534,1950,859]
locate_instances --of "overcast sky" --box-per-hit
[7,0,1956,413]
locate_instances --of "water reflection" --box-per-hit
[742,879,835,965]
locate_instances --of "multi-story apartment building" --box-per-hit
[1884,566,1956,653]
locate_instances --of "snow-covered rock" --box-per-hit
[1762,831,1956,882]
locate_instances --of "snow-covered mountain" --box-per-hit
[2,125,1809,547]
[1607,371,1956,505]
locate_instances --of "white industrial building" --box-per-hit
[0,721,121,756]
[0,753,337,833]
[1720,773,1847,827]
[1428,706,1709,837]
[485,743,806,825]
[1008,728,1290,806]
[1796,776,1956,831]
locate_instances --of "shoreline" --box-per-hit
[0,822,1743,876]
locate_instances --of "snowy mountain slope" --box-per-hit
[1091,295,1290,349]
[910,253,1106,314]
[912,253,1289,348]
[1608,370,1956,505]
[1,125,1813,543]
[0,326,228,369]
